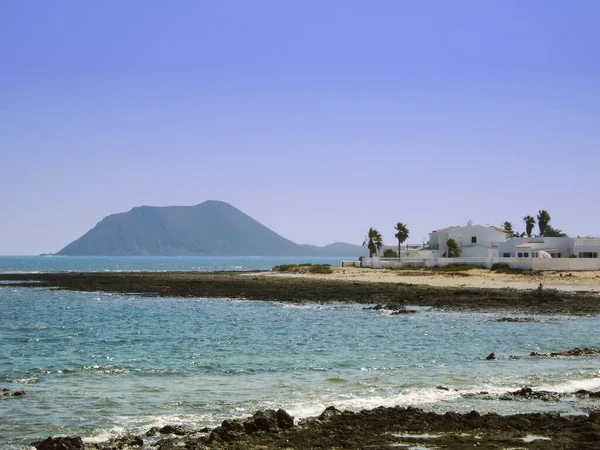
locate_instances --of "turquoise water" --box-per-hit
[1,257,600,449]
[0,255,347,273]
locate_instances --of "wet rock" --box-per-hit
[252,409,278,431]
[32,436,84,450]
[390,308,417,315]
[500,387,563,402]
[530,347,600,357]
[495,317,539,322]
[318,406,342,421]
[486,353,496,360]
[158,425,187,435]
[88,435,143,449]
[1,388,26,398]
[276,408,294,429]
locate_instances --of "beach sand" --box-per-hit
[254,266,600,293]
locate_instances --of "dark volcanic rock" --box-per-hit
[486,353,496,360]
[530,347,600,357]
[500,387,563,402]
[88,435,143,449]
[276,408,294,429]
[33,436,84,450]
[1,387,26,398]
[494,317,540,322]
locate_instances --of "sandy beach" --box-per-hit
[254,266,600,293]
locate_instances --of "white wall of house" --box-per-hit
[499,237,574,258]
[428,226,460,251]
[573,238,600,258]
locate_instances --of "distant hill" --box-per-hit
[57,200,368,257]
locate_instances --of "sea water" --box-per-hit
[0,255,348,274]
[1,257,600,449]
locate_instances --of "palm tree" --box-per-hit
[537,210,551,236]
[523,215,536,237]
[363,228,383,258]
[446,238,462,257]
[394,222,410,259]
[502,221,514,237]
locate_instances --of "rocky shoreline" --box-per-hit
[33,403,600,450]
[6,272,600,449]
[2,270,600,315]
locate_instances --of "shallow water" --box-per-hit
[1,285,600,449]
[0,255,347,273]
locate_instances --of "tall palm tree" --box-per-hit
[363,228,383,258]
[394,222,410,259]
[523,215,536,237]
[537,210,551,236]
[502,221,514,237]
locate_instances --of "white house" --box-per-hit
[498,237,600,259]
[428,222,510,258]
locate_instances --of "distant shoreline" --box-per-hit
[2,269,600,315]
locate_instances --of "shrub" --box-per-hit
[383,249,398,257]
[309,264,332,274]
[272,264,297,272]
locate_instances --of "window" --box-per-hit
[579,252,599,258]
[502,253,511,257]
[523,253,529,258]
[518,252,523,258]
[532,252,538,258]
[471,236,477,244]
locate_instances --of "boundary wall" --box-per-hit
[357,257,600,271]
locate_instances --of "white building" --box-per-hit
[428,222,510,258]
[498,237,600,259]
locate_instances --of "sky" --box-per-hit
[1,0,599,255]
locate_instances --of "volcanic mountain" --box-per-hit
[57,200,367,257]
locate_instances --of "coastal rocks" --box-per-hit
[500,387,563,402]
[87,435,143,449]
[485,353,496,360]
[207,408,295,443]
[362,304,417,315]
[530,347,600,357]
[33,436,84,450]
[1,387,26,398]
[494,317,540,322]
[37,405,600,450]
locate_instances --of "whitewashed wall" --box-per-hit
[361,257,600,271]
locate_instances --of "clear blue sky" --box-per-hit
[2,0,599,255]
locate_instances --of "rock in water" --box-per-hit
[33,436,84,450]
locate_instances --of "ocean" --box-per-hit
[1,256,599,449]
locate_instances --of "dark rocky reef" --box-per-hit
[1,387,26,399]
[530,347,600,357]
[4,271,600,315]
[31,405,600,450]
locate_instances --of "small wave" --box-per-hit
[2,376,39,384]
[326,377,347,383]
[535,376,600,394]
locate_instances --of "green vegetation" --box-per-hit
[544,225,567,237]
[537,210,551,236]
[383,249,398,257]
[393,222,410,259]
[430,264,478,272]
[523,215,536,237]
[445,238,462,257]
[272,263,332,274]
[502,221,514,236]
[309,264,333,274]
[490,263,530,274]
[363,228,383,258]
